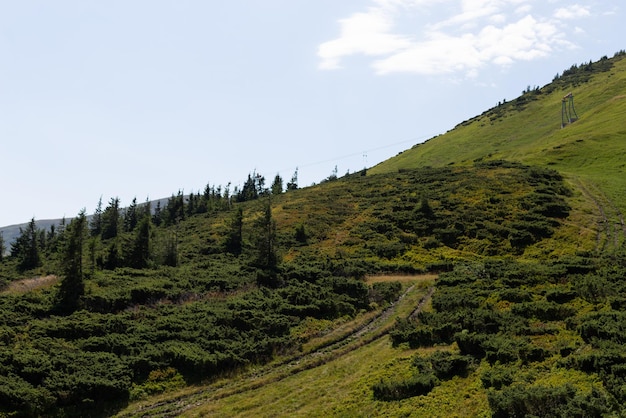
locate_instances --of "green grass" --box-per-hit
[182,339,490,418]
[123,54,626,416]
[174,277,492,418]
[370,55,626,217]
[3,54,626,417]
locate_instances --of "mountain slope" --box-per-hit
[371,54,626,218]
[2,53,626,417]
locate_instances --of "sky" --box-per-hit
[1,0,623,227]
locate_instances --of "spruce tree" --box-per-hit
[271,174,283,195]
[90,196,103,237]
[11,217,41,271]
[286,168,298,191]
[56,210,87,313]
[129,215,152,268]
[124,197,139,232]
[238,174,258,202]
[102,197,120,240]
[254,199,280,287]
[104,239,120,270]
[224,206,243,255]
[162,232,178,267]
[152,201,162,226]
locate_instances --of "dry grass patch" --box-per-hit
[366,273,437,285]
[2,275,58,295]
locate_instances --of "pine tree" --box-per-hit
[152,201,162,226]
[162,231,178,267]
[56,210,87,313]
[129,215,152,268]
[224,206,243,255]
[124,197,139,232]
[102,197,120,240]
[271,174,283,195]
[254,199,281,287]
[238,173,258,202]
[11,217,41,271]
[186,192,197,217]
[164,191,185,225]
[286,168,298,191]
[88,237,99,276]
[104,239,120,270]
[90,196,103,237]
[255,172,267,197]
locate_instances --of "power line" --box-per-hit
[230,131,439,188]
[280,132,436,172]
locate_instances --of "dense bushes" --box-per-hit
[0,162,587,415]
[386,255,626,414]
[373,351,473,401]
[488,384,612,418]
[0,266,396,415]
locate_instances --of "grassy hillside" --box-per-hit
[1,53,626,417]
[371,53,626,244]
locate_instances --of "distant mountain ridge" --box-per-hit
[0,219,64,256]
[0,197,171,255]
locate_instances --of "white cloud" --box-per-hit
[373,15,558,75]
[515,5,533,14]
[318,0,596,76]
[554,5,591,20]
[317,7,412,70]
[490,14,508,25]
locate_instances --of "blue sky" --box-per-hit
[1,0,622,226]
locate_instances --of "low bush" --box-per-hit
[372,373,438,401]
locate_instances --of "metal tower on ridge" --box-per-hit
[561,92,578,128]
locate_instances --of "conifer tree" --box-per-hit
[152,201,162,227]
[271,174,283,195]
[162,231,178,267]
[129,215,152,268]
[164,191,185,225]
[238,174,258,202]
[124,197,139,232]
[11,217,41,271]
[253,199,280,287]
[102,197,120,240]
[286,168,298,191]
[90,196,103,237]
[142,197,152,219]
[104,239,120,270]
[255,172,267,197]
[56,210,87,313]
[224,206,243,255]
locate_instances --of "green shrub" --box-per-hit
[480,366,514,390]
[428,351,473,379]
[369,281,402,305]
[372,373,438,401]
[488,383,611,418]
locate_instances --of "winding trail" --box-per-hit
[573,178,626,252]
[116,281,435,418]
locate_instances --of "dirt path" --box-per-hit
[116,281,436,418]
[574,178,626,252]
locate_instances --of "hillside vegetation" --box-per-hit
[1,52,625,417]
[372,52,626,239]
